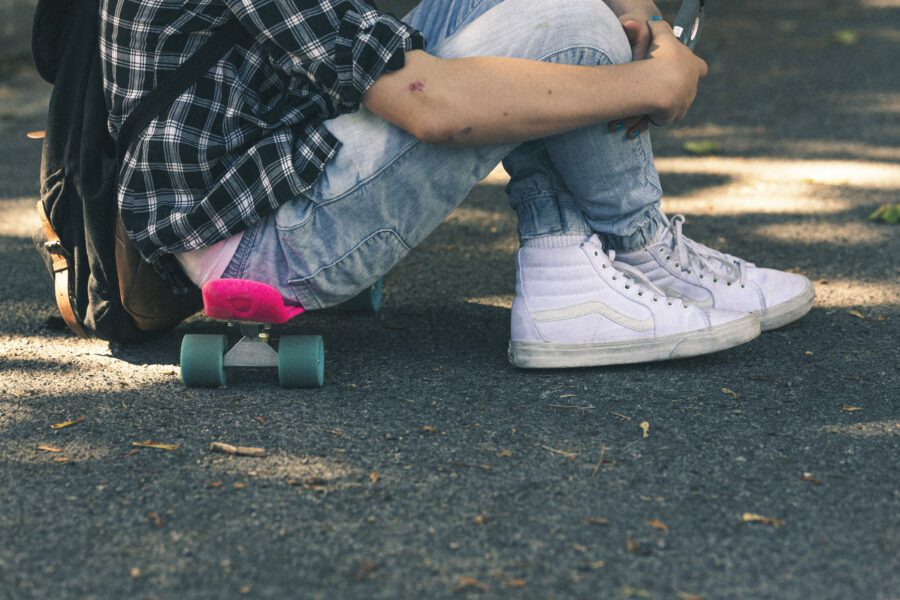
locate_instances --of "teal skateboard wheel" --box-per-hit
[334,279,382,314]
[181,334,227,387]
[278,335,325,388]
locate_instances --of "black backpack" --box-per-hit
[31,0,247,342]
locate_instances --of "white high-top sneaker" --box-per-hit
[509,236,760,368]
[614,215,815,331]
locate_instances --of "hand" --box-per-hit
[644,18,708,126]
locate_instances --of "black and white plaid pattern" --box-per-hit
[99,0,424,288]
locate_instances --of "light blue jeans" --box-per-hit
[223,0,664,309]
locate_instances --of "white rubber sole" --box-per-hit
[755,281,816,332]
[508,313,760,369]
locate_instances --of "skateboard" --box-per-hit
[180,278,382,388]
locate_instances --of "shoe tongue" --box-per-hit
[652,224,674,248]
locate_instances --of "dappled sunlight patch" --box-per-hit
[465,295,513,309]
[823,419,900,438]
[203,451,358,486]
[751,222,893,246]
[0,439,113,464]
[656,157,900,190]
[0,334,180,392]
[0,197,39,237]
[859,0,900,7]
[828,91,900,116]
[811,279,899,309]
[662,190,854,216]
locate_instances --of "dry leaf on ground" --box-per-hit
[722,387,741,400]
[847,309,866,319]
[639,421,650,439]
[497,449,513,458]
[50,417,85,430]
[37,444,63,453]
[588,516,610,526]
[740,512,785,527]
[210,442,265,457]
[355,560,378,581]
[421,424,437,433]
[647,519,670,532]
[455,576,490,592]
[801,472,822,485]
[369,471,380,485]
[538,444,578,460]
[131,441,180,451]
[841,405,864,412]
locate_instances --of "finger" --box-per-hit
[697,56,709,78]
[626,117,652,140]
[621,20,643,45]
[647,16,675,38]
[608,116,644,134]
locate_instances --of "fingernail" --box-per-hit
[614,121,625,131]
[650,15,663,21]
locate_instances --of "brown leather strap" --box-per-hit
[36,201,89,338]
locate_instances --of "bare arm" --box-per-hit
[362,20,706,145]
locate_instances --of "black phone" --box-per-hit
[672,0,705,49]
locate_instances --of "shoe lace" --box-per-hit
[596,243,689,308]
[667,215,749,287]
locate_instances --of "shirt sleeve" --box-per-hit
[224,0,426,111]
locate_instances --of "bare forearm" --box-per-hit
[363,50,666,145]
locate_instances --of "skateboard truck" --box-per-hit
[673,0,705,50]
[180,278,382,388]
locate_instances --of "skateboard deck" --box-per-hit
[180,278,383,388]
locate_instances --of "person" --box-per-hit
[100,0,814,368]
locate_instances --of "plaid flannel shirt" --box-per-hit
[99,0,425,289]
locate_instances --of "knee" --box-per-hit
[526,0,633,65]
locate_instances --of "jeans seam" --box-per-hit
[539,45,616,66]
[313,137,422,211]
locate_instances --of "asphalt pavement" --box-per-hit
[1,1,898,598]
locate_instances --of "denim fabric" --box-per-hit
[224,0,665,309]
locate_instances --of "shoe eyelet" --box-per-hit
[638,292,644,296]
[667,301,673,306]
[741,284,746,288]
[727,282,732,287]
[594,251,599,256]
[674,262,680,268]
[612,276,618,281]
[713,278,718,283]
[658,248,665,253]
[699,275,704,279]
[602,264,608,269]
[652,298,658,302]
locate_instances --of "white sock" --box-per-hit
[521,235,591,249]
